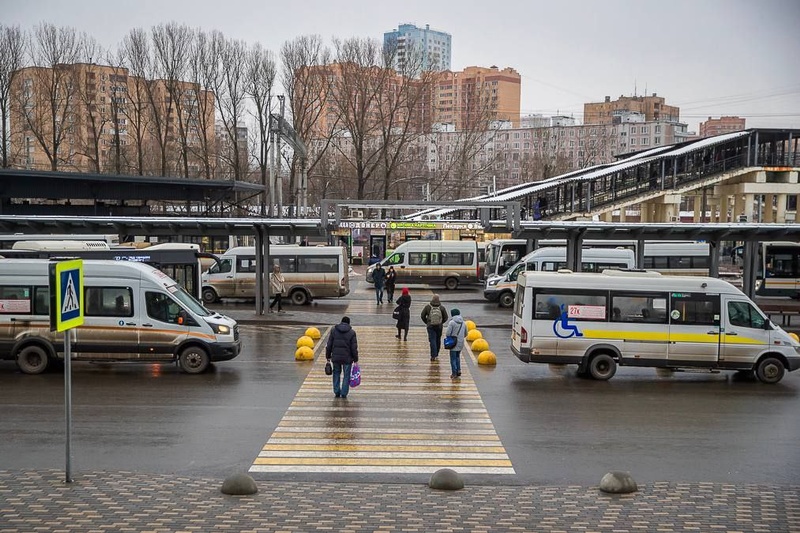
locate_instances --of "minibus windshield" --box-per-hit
[168,285,213,317]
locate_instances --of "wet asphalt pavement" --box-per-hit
[1,278,799,487]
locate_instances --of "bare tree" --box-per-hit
[0,25,26,168]
[150,22,192,177]
[15,23,82,171]
[281,34,333,209]
[121,27,153,175]
[188,29,219,179]
[104,46,130,175]
[245,42,276,213]
[211,33,248,181]
[72,36,109,172]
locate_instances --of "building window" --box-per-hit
[655,125,661,133]
[654,137,661,145]
[630,127,637,134]
[630,138,637,145]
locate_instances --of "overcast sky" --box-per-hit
[5,0,800,132]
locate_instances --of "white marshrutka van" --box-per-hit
[201,245,350,305]
[484,247,636,307]
[511,269,800,384]
[0,259,240,374]
[365,240,480,290]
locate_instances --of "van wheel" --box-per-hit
[202,287,218,304]
[291,289,309,306]
[755,357,785,384]
[17,345,50,375]
[444,277,459,290]
[588,353,616,381]
[499,291,515,308]
[179,346,210,374]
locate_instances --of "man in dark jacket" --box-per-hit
[421,294,448,361]
[372,263,386,304]
[325,316,359,398]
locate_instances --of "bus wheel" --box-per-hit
[202,287,218,304]
[291,289,309,306]
[588,353,616,381]
[444,277,459,290]
[499,291,515,308]
[755,357,785,384]
[17,345,50,375]
[179,346,210,374]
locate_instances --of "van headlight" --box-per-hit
[487,279,500,286]
[210,323,230,335]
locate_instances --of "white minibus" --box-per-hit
[201,245,350,305]
[0,259,240,375]
[510,269,800,384]
[485,247,636,307]
[365,240,480,290]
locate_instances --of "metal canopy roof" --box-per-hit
[510,221,800,242]
[0,169,264,202]
[0,215,324,238]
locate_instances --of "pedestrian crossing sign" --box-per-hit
[49,259,84,332]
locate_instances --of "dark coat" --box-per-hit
[372,265,386,288]
[385,269,396,289]
[421,303,448,331]
[395,294,411,329]
[325,322,359,364]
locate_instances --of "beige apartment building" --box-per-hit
[9,63,216,177]
[433,66,521,129]
[584,94,680,125]
[699,116,746,137]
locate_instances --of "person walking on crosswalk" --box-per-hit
[325,316,359,399]
[394,287,411,341]
[421,294,448,361]
[444,308,467,379]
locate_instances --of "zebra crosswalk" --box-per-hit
[249,326,515,476]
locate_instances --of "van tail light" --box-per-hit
[341,277,346,287]
[521,326,528,343]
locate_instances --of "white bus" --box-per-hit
[484,247,636,307]
[0,234,119,249]
[365,240,480,290]
[510,269,800,384]
[201,245,350,305]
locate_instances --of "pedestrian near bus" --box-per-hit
[325,316,359,399]
[394,287,411,341]
[372,263,386,304]
[421,294,448,361]
[385,266,397,303]
[268,264,285,313]
[445,308,467,379]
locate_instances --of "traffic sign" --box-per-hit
[49,259,84,332]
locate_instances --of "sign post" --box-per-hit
[49,259,84,483]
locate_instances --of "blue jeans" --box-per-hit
[333,362,352,397]
[450,350,461,376]
[375,285,384,303]
[427,326,442,358]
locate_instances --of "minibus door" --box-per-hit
[720,297,770,368]
[139,290,189,360]
[75,286,140,360]
[667,293,721,366]
[236,256,257,297]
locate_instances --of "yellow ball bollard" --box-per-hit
[296,335,314,348]
[305,327,321,340]
[294,346,314,360]
[466,320,477,331]
[471,338,489,353]
[477,350,497,365]
[466,329,482,342]
[790,332,800,343]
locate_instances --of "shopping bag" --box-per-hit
[443,335,457,349]
[349,362,361,387]
[325,361,333,375]
[392,306,401,320]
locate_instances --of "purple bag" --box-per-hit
[349,362,361,388]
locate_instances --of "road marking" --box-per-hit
[249,326,515,476]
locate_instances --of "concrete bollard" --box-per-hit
[599,471,638,494]
[295,346,314,360]
[429,468,464,490]
[221,473,258,495]
[296,336,314,348]
[477,350,496,365]
[471,338,489,352]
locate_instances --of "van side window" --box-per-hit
[534,290,607,321]
[212,259,232,274]
[85,287,134,317]
[670,293,719,325]
[611,293,668,323]
[298,256,338,273]
[276,257,296,273]
[386,253,404,265]
[146,292,181,323]
[0,285,31,314]
[237,257,257,274]
[34,287,49,315]
[728,301,766,329]
[409,252,429,265]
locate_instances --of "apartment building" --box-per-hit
[434,66,521,129]
[699,116,746,137]
[383,23,452,76]
[584,93,680,125]
[10,62,216,176]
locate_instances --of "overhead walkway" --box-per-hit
[409,128,800,223]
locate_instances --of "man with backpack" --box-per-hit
[421,294,448,361]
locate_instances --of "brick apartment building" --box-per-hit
[584,94,680,125]
[699,116,746,137]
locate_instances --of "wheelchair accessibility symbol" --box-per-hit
[553,304,583,339]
